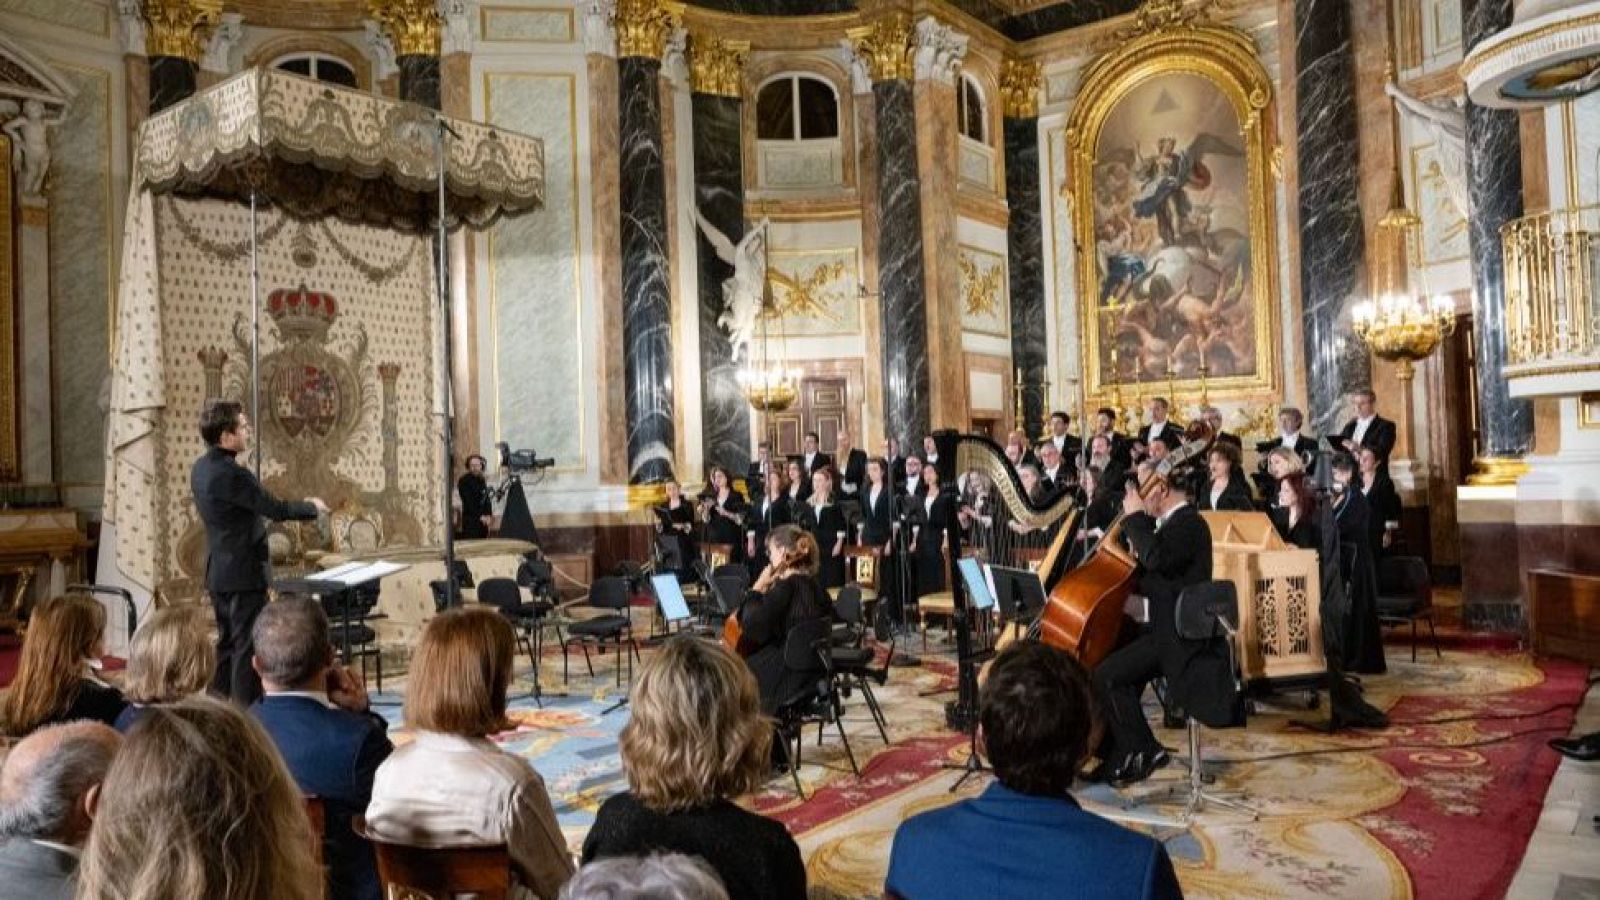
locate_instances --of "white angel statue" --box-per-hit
[693,209,770,362]
[1385,82,1468,220]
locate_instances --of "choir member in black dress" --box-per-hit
[739,526,835,715]
[910,464,956,597]
[1357,447,1402,556]
[833,428,868,499]
[784,459,810,505]
[1270,472,1320,550]
[957,468,998,561]
[1258,445,1306,511]
[656,481,698,579]
[1330,453,1386,674]
[1071,464,1122,565]
[456,454,493,539]
[699,465,749,563]
[859,458,897,609]
[1196,443,1255,512]
[746,469,792,579]
[1004,464,1059,563]
[797,468,848,590]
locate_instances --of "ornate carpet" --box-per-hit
[375,633,1587,899]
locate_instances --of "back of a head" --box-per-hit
[124,605,215,704]
[559,853,730,900]
[620,637,769,813]
[75,696,319,900]
[0,722,121,845]
[405,607,515,737]
[766,525,818,577]
[0,595,104,736]
[251,597,332,692]
[979,642,1096,798]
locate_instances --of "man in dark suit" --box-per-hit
[800,431,832,478]
[886,643,1182,900]
[1094,407,1135,469]
[251,598,392,900]
[901,454,928,498]
[1253,406,1320,496]
[0,722,121,900]
[1336,389,1397,464]
[1199,405,1242,449]
[1134,397,1183,460]
[746,440,775,490]
[1037,442,1070,495]
[884,436,908,489]
[832,427,868,498]
[190,399,326,704]
[1092,462,1230,786]
[1041,411,1084,469]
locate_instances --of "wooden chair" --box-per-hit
[353,816,512,900]
[304,796,326,870]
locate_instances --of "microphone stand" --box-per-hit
[889,493,921,667]
[434,115,461,608]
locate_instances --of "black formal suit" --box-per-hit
[701,489,749,563]
[1041,434,1084,472]
[859,484,895,548]
[1196,474,1255,513]
[745,493,792,579]
[1136,421,1183,453]
[909,489,957,597]
[253,695,393,900]
[1094,504,1239,765]
[796,497,849,589]
[1106,432,1135,469]
[1040,465,1072,497]
[887,455,908,490]
[190,445,318,703]
[799,451,833,478]
[1253,433,1320,497]
[456,472,492,539]
[1361,471,1403,556]
[1338,415,1397,463]
[1332,488,1386,674]
[834,448,868,496]
[746,457,777,491]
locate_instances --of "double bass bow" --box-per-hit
[1036,422,1213,669]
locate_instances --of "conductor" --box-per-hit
[191,400,327,704]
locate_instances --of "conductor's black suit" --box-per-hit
[191,445,318,703]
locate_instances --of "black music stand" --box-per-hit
[887,494,921,667]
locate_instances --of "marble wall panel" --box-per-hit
[484,73,585,471]
[0,0,109,36]
[1005,115,1046,438]
[148,57,197,114]
[399,54,442,109]
[872,79,930,447]
[998,0,1142,41]
[690,93,751,477]
[48,63,112,488]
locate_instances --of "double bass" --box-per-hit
[1036,424,1213,668]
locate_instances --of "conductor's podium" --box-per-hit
[1201,512,1327,686]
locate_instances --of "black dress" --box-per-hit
[740,575,833,714]
[1362,473,1403,557]
[1270,506,1320,550]
[456,472,492,539]
[746,494,792,578]
[1197,473,1255,513]
[797,498,849,589]
[583,792,806,900]
[1333,489,1386,674]
[658,500,698,576]
[703,489,749,563]
[911,490,956,597]
[35,678,129,732]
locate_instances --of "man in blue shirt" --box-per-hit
[886,642,1183,900]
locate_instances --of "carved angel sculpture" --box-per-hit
[4,100,51,198]
[693,210,769,363]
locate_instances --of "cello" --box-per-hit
[1036,424,1213,668]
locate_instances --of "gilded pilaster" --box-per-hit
[366,0,442,57]
[688,34,748,98]
[1000,59,1041,119]
[845,14,913,83]
[616,0,684,60]
[140,0,222,62]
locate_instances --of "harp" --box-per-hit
[935,432,1080,588]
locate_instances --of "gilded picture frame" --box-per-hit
[0,133,16,482]
[1067,19,1281,402]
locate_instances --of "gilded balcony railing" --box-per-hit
[1502,205,1600,374]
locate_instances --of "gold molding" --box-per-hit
[744,195,862,221]
[616,0,685,60]
[1000,58,1042,117]
[1580,392,1600,429]
[140,0,223,61]
[689,34,749,98]
[958,244,1010,337]
[1458,11,1600,82]
[366,0,443,57]
[1066,15,1281,404]
[0,134,16,481]
[846,14,914,82]
[1466,456,1530,486]
[628,482,669,508]
[245,34,373,89]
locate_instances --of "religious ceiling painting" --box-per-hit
[959,244,1010,337]
[1069,12,1280,402]
[764,247,861,337]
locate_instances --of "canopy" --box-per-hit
[134,67,545,231]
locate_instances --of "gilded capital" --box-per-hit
[1001,59,1042,118]
[139,0,223,62]
[616,0,685,60]
[366,0,442,58]
[845,14,913,83]
[689,34,748,98]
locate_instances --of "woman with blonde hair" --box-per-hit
[735,524,833,716]
[114,605,215,732]
[581,637,804,900]
[0,594,126,735]
[75,695,320,900]
[365,608,574,900]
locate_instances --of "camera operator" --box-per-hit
[456,454,493,540]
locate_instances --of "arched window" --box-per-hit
[956,75,986,143]
[757,75,840,141]
[271,52,359,88]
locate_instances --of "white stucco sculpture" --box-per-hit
[693,210,770,363]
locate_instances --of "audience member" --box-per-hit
[886,642,1182,900]
[365,608,574,900]
[251,598,393,900]
[115,605,214,732]
[75,696,321,900]
[562,853,729,900]
[0,595,126,736]
[0,722,121,900]
[583,638,804,900]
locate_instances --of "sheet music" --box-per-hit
[319,560,409,586]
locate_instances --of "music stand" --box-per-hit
[887,494,922,666]
[947,557,999,791]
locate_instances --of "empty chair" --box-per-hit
[562,576,641,686]
[1375,556,1441,662]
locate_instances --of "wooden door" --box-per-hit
[765,377,849,456]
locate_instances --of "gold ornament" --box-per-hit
[140,0,223,61]
[1000,59,1042,118]
[846,15,913,83]
[366,0,442,57]
[616,0,684,60]
[689,34,748,98]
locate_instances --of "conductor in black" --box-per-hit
[191,400,327,704]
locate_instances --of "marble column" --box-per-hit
[137,0,222,113]
[1463,0,1533,480]
[1002,60,1045,440]
[689,36,752,475]
[617,0,682,483]
[1294,0,1370,437]
[851,16,931,447]
[398,56,441,108]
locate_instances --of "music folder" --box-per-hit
[988,565,1046,619]
[956,557,997,612]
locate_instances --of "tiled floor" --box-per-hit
[1509,675,1600,899]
